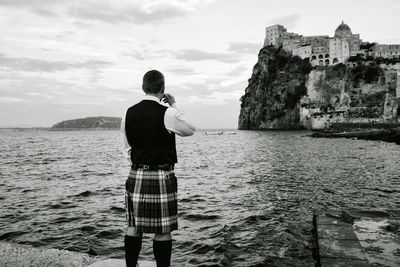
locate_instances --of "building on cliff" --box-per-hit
[373,44,400,58]
[265,21,400,65]
[264,21,362,67]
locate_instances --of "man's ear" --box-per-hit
[161,85,165,94]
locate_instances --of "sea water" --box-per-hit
[1,129,399,266]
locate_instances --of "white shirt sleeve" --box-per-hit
[120,113,132,164]
[164,103,196,137]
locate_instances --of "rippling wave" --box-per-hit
[1,129,400,266]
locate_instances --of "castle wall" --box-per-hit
[282,39,300,52]
[301,36,329,46]
[292,45,312,59]
[329,38,350,64]
[350,34,361,55]
[374,44,400,58]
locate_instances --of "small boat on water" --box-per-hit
[205,131,237,135]
[205,131,223,135]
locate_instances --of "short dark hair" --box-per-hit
[142,70,165,94]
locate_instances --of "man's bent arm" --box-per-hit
[164,103,196,137]
[120,114,132,164]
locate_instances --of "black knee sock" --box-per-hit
[124,235,142,267]
[153,240,172,267]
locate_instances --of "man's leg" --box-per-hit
[125,227,143,267]
[153,232,172,267]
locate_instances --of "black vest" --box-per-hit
[125,100,177,165]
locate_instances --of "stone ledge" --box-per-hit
[319,258,370,267]
[314,210,400,267]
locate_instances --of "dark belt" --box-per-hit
[131,163,174,171]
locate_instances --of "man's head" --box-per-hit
[142,70,165,95]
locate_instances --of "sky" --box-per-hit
[0,0,399,129]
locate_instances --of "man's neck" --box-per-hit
[146,93,163,101]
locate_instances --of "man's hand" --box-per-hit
[162,93,176,107]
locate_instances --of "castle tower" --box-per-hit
[264,24,287,47]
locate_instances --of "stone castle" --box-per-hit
[264,21,400,66]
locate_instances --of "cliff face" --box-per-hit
[305,62,397,119]
[52,116,122,129]
[238,46,312,129]
[239,46,399,130]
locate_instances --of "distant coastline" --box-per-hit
[49,128,120,131]
[51,116,122,130]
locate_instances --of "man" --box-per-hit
[121,70,195,267]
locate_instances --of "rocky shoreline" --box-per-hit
[0,241,104,267]
[0,241,154,267]
[311,127,400,145]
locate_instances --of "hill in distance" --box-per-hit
[51,116,122,129]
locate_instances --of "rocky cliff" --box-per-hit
[239,47,399,130]
[238,46,312,129]
[51,116,121,129]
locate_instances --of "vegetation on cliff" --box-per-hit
[238,46,312,129]
[51,116,121,129]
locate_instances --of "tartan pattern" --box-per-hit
[125,168,178,233]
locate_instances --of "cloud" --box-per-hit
[0,54,112,72]
[31,7,59,17]
[67,0,217,24]
[227,42,262,55]
[0,0,217,23]
[225,65,249,77]
[122,49,171,61]
[268,13,301,29]
[173,49,239,63]
[167,66,196,75]
[69,2,187,24]
[0,0,63,7]
[0,0,62,17]
[172,82,213,97]
[170,76,247,102]
[0,97,25,103]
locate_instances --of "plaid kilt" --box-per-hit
[125,168,178,233]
